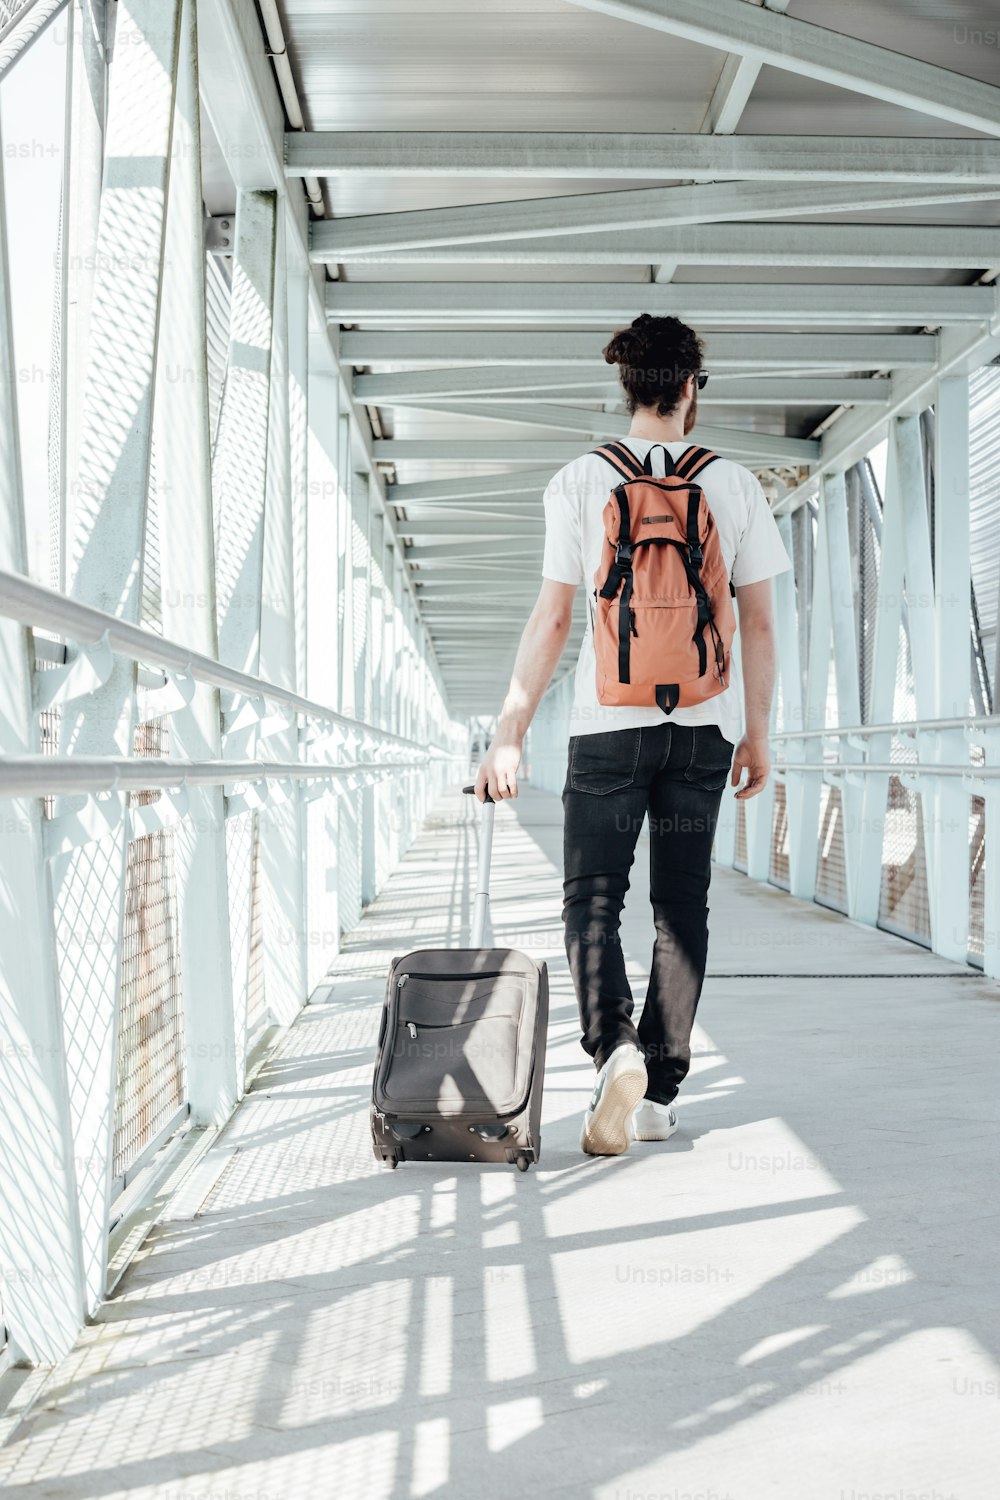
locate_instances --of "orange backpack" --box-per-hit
[591,441,736,714]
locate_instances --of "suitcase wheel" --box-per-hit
[514,1154,531,1173]
[384,1152,399,1169]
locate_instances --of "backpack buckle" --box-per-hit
[689,543,703,568]
[615,540,633,569]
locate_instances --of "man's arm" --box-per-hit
[474,579,577,802]
[731,578,777,801]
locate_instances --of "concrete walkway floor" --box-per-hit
[2,783,999,1500]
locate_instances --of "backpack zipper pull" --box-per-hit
[397,974,408,989]
[407,1021,418,1039]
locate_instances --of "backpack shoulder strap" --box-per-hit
[675,445,720,483]
[592,441,644,482]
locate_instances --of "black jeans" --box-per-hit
[562,722,734,1106]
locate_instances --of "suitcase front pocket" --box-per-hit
[383,1015,521,1116]
[397,972,527,1029]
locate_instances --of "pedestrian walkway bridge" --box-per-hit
[2,0,1000,1495]
[1,785,998,1499]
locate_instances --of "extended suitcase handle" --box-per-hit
[461,784,495,948]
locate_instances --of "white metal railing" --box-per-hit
[0,755,450,797]
[0,0,471,1381]
[0,566,440,757]
[770,716,1000,783]
[0,573,463,1370]
[771,715,1000,739]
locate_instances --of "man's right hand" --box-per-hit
[731,731,770,800]
[475,733,522,802]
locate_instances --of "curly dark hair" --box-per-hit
[602,314,705,417]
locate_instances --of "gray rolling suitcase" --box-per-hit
[371,786,548,1171]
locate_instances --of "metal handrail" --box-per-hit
[772,761,997,779]
[0,566,445,754]
[0,753,453,799]
[772,714,1000,740]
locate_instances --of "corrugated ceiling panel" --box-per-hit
[281,1,728,134]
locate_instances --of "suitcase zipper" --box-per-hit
[404,1017,512,1039]
[397,969,511,988]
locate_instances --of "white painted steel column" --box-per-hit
[213,188,277,1077]
[0,123,86,1366]
[823,471,864,918]
[390,553,407,868]
[743,656,774,883]
[931,379,973,962]
[772,514,805,889]
[259,212,307,1025]
[984,726,1000,979]
[304,371,340,710]
[60,0,107,587]
[57,0,182,1313]
[288,229,311,990]
[335,413,361,931]
[214,191,277,682]
[154,0,236,1123]
[288,252,310,702]
[895,415,940,945]
[303,371,340,983]
[352,470,372,720]
[337,412,355,720]
[712,613,738,866]
[369,509,386,730]
[354,471,377,906]
[989,462,1000,979]
[373,516,394,892]
[790,502,831,902]
[855,422,907,926]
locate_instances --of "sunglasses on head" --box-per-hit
[696,371,709,390]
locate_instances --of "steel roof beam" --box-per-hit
[560,0,1000,137]
[379,400,824,459]
[392,505,544,521]
[397,519,545,536]
[312,181,1000,256]
[413,594,542,600]
[388,469,561,504]
[377,433,820,464]
[347,332,938,371]
[290,132,1000,182]
[395,499,551,517]
[336,222,1000,270]
[417,593,541,599]
[700,0,789,133]
[329,281,994,327]
[363,374,889,408]
[774,316,1000,517]
[407,550,541,565]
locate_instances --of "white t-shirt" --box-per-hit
[541,437,793,743]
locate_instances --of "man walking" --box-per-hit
[474,314,791,1156]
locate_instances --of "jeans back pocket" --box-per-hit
[682,725,734,793]
[569,728,642,795]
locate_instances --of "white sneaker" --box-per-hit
[580,1044,648,1157]
[631,1099,679,1142]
